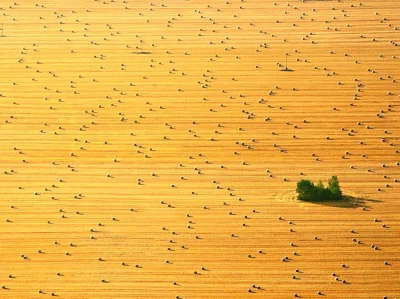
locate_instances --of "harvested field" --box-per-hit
[0,0,399,298]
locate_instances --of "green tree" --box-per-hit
[316,180,324,189]
[328,175,342,200]
[314,180,328,200]
[296,179,315,201]
[296,176,343,201]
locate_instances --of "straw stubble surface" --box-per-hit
[0,0,399,298]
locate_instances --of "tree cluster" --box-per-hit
[296,176,343,201]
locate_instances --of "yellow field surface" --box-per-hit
[0,0,399,298]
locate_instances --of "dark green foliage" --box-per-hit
[327,175,342,200]
[296,179,315,201]
[296,176,343,202]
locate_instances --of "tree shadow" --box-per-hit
[301,195,381,209]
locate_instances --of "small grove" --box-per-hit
[296,175,343,201]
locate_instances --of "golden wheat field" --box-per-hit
[0,0,399,298]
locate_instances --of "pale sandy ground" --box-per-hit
[0,0,399,298]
